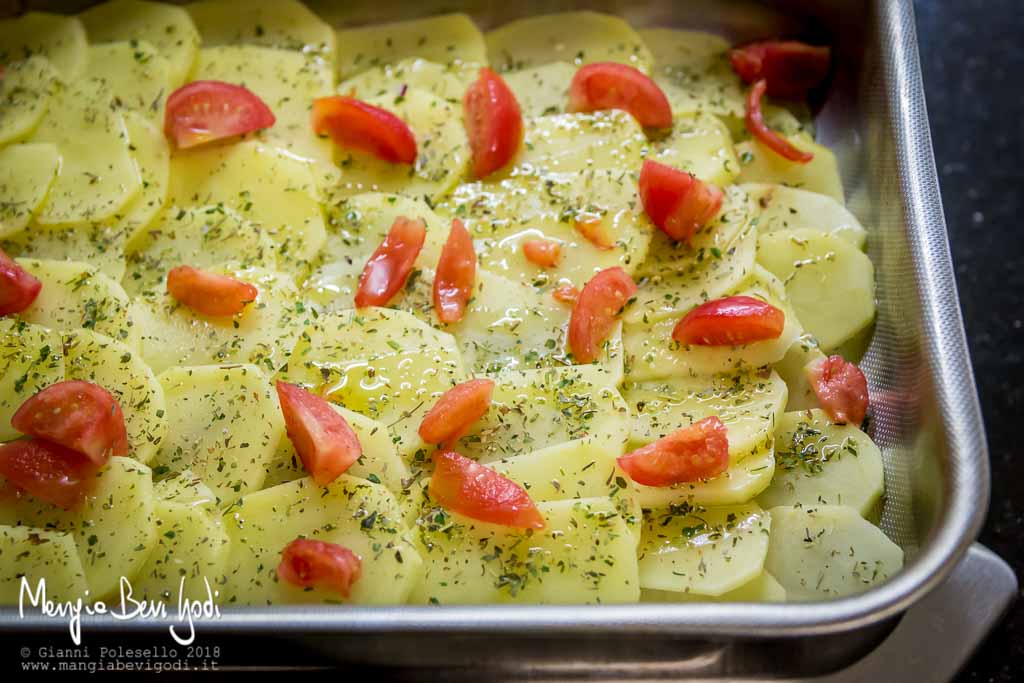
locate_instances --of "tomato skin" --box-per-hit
[419,379,495,446]
[463,67,523,178]
[277,538,362,598]
[275,381,362,487]
[673,295,785,346]
[164,80,275,149]
[0,439,99,510]
[638,160,724,243]
[354,216,427,308]
[575,217,615,250]
[745,79,814,163]
[552,284,580,305]
[0,249,41,316]
[567,62,673,129]
[617,416,729,487]
[729,41,830,99]
[433,219,476,324]
[522,239,561,268]
[568,267,637,364]
[312,95,417,164]
[806,355,869,425]
[12,380,128,464]
[166,265,258,317]
[429,450,545,529]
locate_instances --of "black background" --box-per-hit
[916,0,1024,680]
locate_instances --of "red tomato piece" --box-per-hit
[638,160,724,243]
[429,450,545,529]
[166,265,258,317]
[745,79,814,163]
[806,355,870,425]
[354,216,426,308]
[552,284,580,305]
[0,249,41,316]
[522,239,561,268]
[433,219,476,324]
[312,95,417,164]
[464,67,523,178]
[275,381,362,487]
[729,40,831,99]
[12,380,128,464]
[418,378,495,446]
[277,538,362,598]
[567,62,673,129]
[672,295,785,346]
[0,439,99,509]
[568,267,637,364]
[617,416,729,487]
[575,217,615,250]
[164,80,275,149]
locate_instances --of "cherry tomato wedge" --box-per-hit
[277,538,362,598]
[429,450,545,529]
[729,40,831,99]
[0,249,41,316]
[166,265,258,317]
[745,79,814,163]
[806,355,869,426]
[275,381,362,487]
[354,216,426,308]
[312,95,417,164]
[11,380,129,464]
[575,217,615,250]
[0,439,99,509]
[617,416,729,487]
[552,284,580,305]
[522,239,561,268]
[418,378,495,446]
[164,80,275,149]
[567,62,672,129]
[673,295,785,346]
[639,160,724,243]
[464,67,523,178]
[433,219,476,324]
[568,267,637,364]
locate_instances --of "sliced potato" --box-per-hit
[0,320,64,442]
[639,28,743,119]
[85,40,170,122]
[743,183,867,249]
[0,56,59,145]
[511,111,645,176]
[642,571,786,603]
[187,0,335,63]
[757,228,875,351]
[339,58,475,102]
[501,62,577,118]
[222,475,423,605]
[648,112,739,187]
[765,505,903,600]
[774,335,826,411]
[0,143,60,238]
[638,502,770,596]
[736,135,844,202]
[633,445,775,510]
[0,12,87,81]
[0,525,89,604]
[487,12,652,74]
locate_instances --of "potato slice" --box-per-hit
[0,12,87,81]
[638,502,770,596]
[62,329,166,465]
[510,111,646,176]
[339,58,475,102]
[0,143,60,238]
[222,475,423,605]
[743,183,867,249]
[503,62,577,118]
[648,112,740,188]
[155,364,283,504]
[0,56,59,145]
[757,228,875,351]
[0,525,89,604]
[735,135,844,202]
[487,12,652,75]
[774,335,825,411]
[411,497,639,604]
[632,445,775,510]
[758,410,884,516]
[765,505,903,600]
[85,40,171,122]
[335,14,485,80]
[639,29,743,118]
[0,457,156,601]
[187,0,335,63]
[642,571,786,603]
[0,320,64,442]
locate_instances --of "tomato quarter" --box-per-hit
[568,267,637,364]
[464,67,523,178]
[567,62,672,129]
[164,80,275,149]
[745,79,814,163]
[806,355,869,425]
[419,378,495,446]
[354,216,426,308]
[433,219,476,324]
[0,249,41,316]
[672,295,785,346]
[0,439,99,510]
[639,160,724,243]
[276,381,362,487]
[312,95,417,164]
[167,265,258,317]
[429,450,545,529]
[277,538,362,598]
[617,416,729,487]
[522,238,561,268]
[729,40,831,99]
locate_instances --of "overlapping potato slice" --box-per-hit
[743,183,867,249]
[642,571,786,603]
[222,475,422,604]
[773,335,826,411]
[648,112,739,188]
[503,62,577,118]
[85,40,171,122]
[0,12,87,81]
[0,525,89,603]
[187,0,335,63]
[510,111,645,176]
[735,135,844,202]
[340,58,476,102]
[0,143,60,238]
[0,57,59,145]
[0,320,63,442]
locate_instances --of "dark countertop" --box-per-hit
[916,1,1024,681]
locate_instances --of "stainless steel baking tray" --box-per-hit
[0,0,991,677]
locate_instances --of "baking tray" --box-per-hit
[0,0,992,677]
